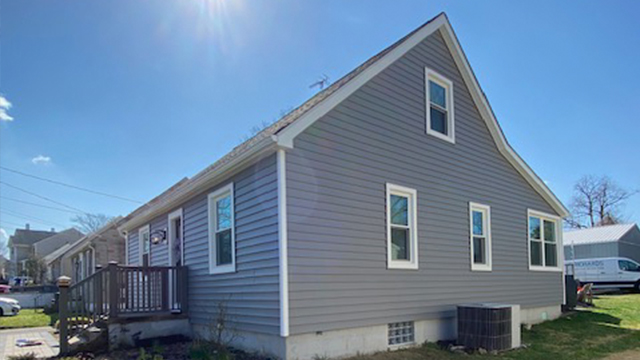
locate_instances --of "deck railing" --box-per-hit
[58,262,188,354]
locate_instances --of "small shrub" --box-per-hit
[151,340,165,356]
[137,347,164,360]
[189,340,232,360]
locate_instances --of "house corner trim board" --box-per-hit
[277,148,290,337]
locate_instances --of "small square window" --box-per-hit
[425,68,454,143]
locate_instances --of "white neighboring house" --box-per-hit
[564,224,640,264]
[44,218,126,283]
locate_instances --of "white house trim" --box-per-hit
[138,225,150,266]
[527,209,562,272]
[386,183,419,270]
[272,13,568,218]
[167,208,184,267]
[277,148,290,337]
[207,183,236,275]
[469,202,492,272]
[124,231,129,265]
[425,67,455,144]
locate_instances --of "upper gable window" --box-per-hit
[425,68,455,143]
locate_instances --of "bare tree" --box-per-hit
[569,175,634,228]
[24,255,47,284]
[71,213,112,234]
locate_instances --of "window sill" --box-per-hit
[388,262,419,270]
[209,264,236,275]
[471,264,492,272]
[529,265,562,272]
[426,128,455,144]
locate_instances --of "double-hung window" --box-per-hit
[139,225,150,267]
[386,183,418,270]
[528,210,561,271]
[208,183,236,274]
[425,67,455,143]
[469,203,492,271]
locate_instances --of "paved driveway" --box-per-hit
[0,327,59,359]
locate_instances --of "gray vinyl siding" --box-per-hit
[565,242,618,261]
[285,30,563,335]
[127,232,139,265]
[127,154,280,335]
[619,228,640,263]
[150,216,169,266]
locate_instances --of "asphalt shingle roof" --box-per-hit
[8,229,57,246]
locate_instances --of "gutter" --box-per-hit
[118,136,278,233]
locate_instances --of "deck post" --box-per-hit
[161,268,169,311]
[108,261,119,319]
[180,266,188,314]
[57,276,72,355]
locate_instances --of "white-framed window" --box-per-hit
[138,225,150,266]
[124,231,129,265]
[469,202,492,271]
[425,67,455,143]
[208,183,236,274]
[386,183,419,270]
[528,209,561,271]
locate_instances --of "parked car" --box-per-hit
[568,257,640,291]
[0,297,20,316]
[0,285,10,294]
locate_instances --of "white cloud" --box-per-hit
[0,95,13,122]
[0,228,7,240]
[32,155,52,165]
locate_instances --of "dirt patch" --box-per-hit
[603,350,640,360]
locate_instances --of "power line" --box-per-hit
[0,196,83,214]
[0,219,26,228]
[0,209,67,229]
[0,181,89,214]
[0,166,142,204]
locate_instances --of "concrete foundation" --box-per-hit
[189,304,561,360]
[520,305,562,325]
[108,317,191,350]
[192,324,286,359]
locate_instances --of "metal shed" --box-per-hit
[564,224,640,263]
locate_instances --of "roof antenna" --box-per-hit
[309,74,330,90]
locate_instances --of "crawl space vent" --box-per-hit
[388,321,415,346]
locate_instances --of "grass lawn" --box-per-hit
[0,308,58,329]
[345,294,640,360]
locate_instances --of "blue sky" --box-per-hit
[1,0,639,250]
